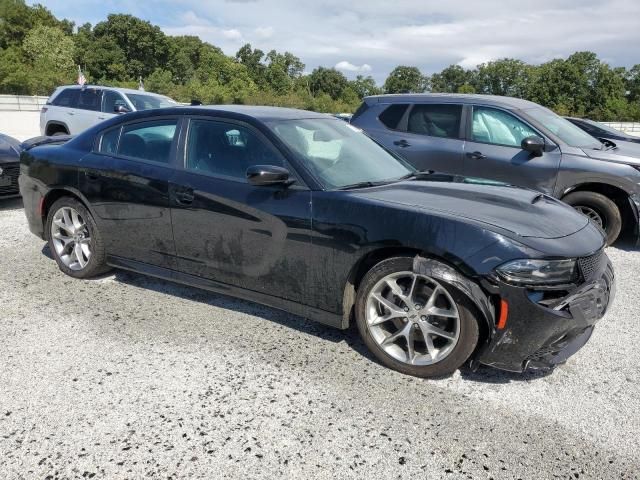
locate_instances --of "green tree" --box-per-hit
[349,75,381,98]
[22,25,75,94]
[473,59,530,97]
[92,14,168,80]
[383,66,427,93]
[0,0,72,49]
[430,65,472,93]
[308,67,349,100]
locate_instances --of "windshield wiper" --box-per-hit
[337,180,385,190]
[397,169,436,181]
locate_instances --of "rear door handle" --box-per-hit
[393,139,411,148]
[466,151,487,160]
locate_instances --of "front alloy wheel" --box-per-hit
[365,272,460,366]
[356,257,480,378]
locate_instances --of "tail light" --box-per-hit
[41,107,48,113]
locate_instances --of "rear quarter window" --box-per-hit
[51,89,79,108]
[379,104,409,130]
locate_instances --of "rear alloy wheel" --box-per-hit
[356,257,479,378]
[563,191,621,245]
[46,197,109,278]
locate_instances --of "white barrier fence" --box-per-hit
[601,122,640,136]
[0,94,49,112]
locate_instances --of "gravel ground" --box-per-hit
[1,197,639,479]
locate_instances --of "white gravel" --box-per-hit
[1,198,639,479]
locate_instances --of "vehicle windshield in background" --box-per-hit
[584,119,627,136]
[524,107,603,150]
[268,118,413,189]
[125,93,177,111]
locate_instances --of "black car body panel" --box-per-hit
[0,133,22,198]
[566,117,640,145]
[19,106,614,373]
[352,94,640,241]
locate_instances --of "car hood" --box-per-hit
[582,140,640,166]
[351,180,588,239]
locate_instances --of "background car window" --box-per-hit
[125,93,177,111]
[51,89,79,108]
[77,89,102,111]
[102,90,128,113]
[472,107,537,147]
[99,127,120,155]
[379,104,409,129]
[186,120,282,180]
[408,104,462,138]
[118,120,177,163]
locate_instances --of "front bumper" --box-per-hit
[477,251,615,372]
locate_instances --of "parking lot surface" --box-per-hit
[1,198,639,479]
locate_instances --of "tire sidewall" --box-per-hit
[355,256,480,378]
[46,197,105,279]
[564,191,621,245]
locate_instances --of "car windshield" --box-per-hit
[524,107,603,150]
[267,118,413,189]
[125,93,177,111]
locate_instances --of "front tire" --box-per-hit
[355,257,480,378]
[563,191,621,245]
[46,197,109,278]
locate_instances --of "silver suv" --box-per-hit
[40,85,178,136]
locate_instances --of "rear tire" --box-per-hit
[355,256,480,378]
[46,197,109,279]
[563,191,621,245]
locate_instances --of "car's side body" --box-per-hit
[40,85,177,136]
[351,94,640,242]
[20,106,613,373]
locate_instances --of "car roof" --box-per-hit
[364,93,542,110]
[56,85,170,97]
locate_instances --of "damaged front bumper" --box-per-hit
[477,251,615,372]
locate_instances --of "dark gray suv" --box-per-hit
[351,94,640,244]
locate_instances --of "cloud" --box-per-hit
[39,0,640,83]
[254,26,274,39]
[335,61,372,73]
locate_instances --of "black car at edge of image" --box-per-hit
[0,133,22,198]
[19,106,615,378]
[351,94,640,245]
[565,117,640,145]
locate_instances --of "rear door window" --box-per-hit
[51,89,79,108]
[98,127,121,155]
[117,119,178,164]
[77,89,102,111]
[407,104,462,139]
[379,104,409,130]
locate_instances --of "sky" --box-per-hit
[31,0,640,83]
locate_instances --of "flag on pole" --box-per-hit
[138,76,145,91]
[77,65,86,86]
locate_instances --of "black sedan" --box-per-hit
[19,106,615,377]
[565,117,640,145]
[0,133,21,198]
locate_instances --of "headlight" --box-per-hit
[495,259,578,285]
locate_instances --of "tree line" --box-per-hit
[1,0,639,120]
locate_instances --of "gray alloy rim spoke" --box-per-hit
[366,271,460,366]
[50,206,92,271]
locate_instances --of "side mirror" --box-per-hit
[246,165,291,186]
[521,136,545,157]
[115,105,130,114]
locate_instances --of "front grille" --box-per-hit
[578,250,603,280]
[0,162,20,196]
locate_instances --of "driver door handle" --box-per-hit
[466,151,487,160]
[393,139,411,148]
